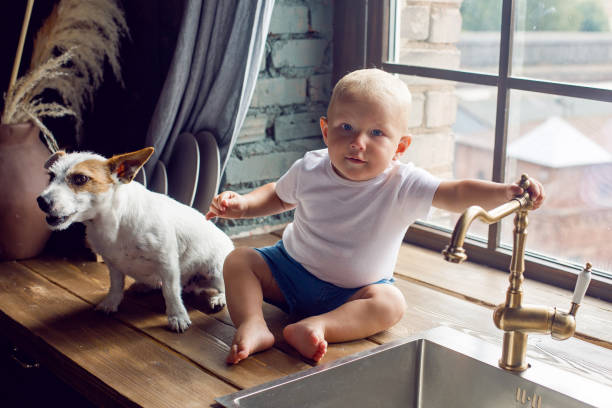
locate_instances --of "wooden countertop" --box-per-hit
[1,230,610,407]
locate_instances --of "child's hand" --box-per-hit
[507,176,545,210]
[206,191,248,220]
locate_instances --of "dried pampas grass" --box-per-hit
[1,50,76,152]
[1,0,129,152]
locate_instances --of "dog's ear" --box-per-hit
[107,147,155,183]
[44,151,66,169]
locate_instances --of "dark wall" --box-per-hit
[0,0,184,156]
[0,1,56,111]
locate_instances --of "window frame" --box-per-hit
[334,0,612,301]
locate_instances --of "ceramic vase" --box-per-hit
[0,122,52,260]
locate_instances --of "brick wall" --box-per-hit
[397,0,463,225]
[218,0,332,236]
[397,0,462,182]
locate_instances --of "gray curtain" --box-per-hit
[144,0,274,178]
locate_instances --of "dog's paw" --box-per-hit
[208,293,226,311]
[95,295,122,314]
[168,314,191,333]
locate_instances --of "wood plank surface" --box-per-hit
[21,258,312,389]
[23,255,380,381]
[0,230,609,407]
[0,261,235,407]
[231,233,280,248]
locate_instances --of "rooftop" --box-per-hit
[507,117,612,168]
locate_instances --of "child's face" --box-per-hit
[321,93,410,181]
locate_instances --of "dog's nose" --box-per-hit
[37,196,50,213]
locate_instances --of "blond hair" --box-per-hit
[328,68,412,116]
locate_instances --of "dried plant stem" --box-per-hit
[26,110,62,152]
[2,0,128,153]
[28,0,129,144]
[2,50,74,124]
[8,0,35,91]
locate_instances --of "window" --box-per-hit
[337,0,612,300]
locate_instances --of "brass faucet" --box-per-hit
[442,174,592,372]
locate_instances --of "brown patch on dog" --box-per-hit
[107,147,154,183]
[68,159,114,193]
[44,151,66,169]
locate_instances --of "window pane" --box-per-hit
[513,0,612,89]
[398,77,497,241]
[393,0,501,74]
[502,90,612,277]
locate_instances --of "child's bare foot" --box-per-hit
[227,318,275,364]
[283,320,328,362]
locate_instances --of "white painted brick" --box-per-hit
[237,115,268,144]
[274,112,323,141]
[308,74,332,102]
[400,74,456,87]
[309,0,333,36]
[425,90,457,127]
[429,7,462,44]
[399,46,461,69]
[401,5,430,40]
[251,77,307,107]
[408,92,425,128]
[272,39,328,68]
[399,131,455,172]
[225,151,306,184]
[269,4,309,34]
[397,46,460,87]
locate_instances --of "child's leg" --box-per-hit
[283,283,405,362]
[223,247,286,364]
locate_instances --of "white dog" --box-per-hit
[37,147,234,332]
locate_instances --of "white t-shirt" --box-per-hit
[275,149,441,288]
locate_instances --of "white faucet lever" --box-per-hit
[571,262,592,306]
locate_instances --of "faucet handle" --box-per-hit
[570,262,592,314]
[518,174,530,191]
[515,174,534,209]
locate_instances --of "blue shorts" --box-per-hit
[255,241,394,318]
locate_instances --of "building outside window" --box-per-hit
[356,0,612,299]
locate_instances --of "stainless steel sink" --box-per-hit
[216,327,611,408]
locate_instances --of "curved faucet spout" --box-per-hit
[442,196,528,263]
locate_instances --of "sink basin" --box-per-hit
[216,327,610,407]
